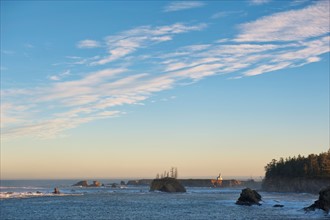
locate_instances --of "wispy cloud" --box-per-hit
[2,2,329,140]
[211,11,243,19]
[90,23,207,65]
[164,1,205,12]
[77,39,101,48]
[48,70,71,81]
[250,0,271,5]
[1,50,15,55]
[24,43,34,49]
[236,1,330,42]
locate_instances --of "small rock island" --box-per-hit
[304,186,330,213]
[236,188,262,206]
[150,177,186,193]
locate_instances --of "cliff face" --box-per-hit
[262,177,330,193]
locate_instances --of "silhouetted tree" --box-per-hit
[264,151,330,179]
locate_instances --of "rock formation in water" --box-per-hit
[72,180,102,187]
[53,188,60,194]
[90,181,101,187]
[72,180,89,187]
[304,186,330,213]
[150,177,186,193]
[236,188,262,206]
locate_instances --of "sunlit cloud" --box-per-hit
[48,70,71,81]
[77,39,101,48]
[235,1,330,42]
[164,1,205,12]
[250,0,271,5]
[90,23,207,66]
[2,2,329,140]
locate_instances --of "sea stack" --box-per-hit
[304,186,330,213]
[236,188,262,206]
[150,177,186,193]
[53,188,60,194]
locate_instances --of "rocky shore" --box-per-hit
[304,186,330,213]
[262,177,330,193]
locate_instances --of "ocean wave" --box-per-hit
[0,186,45,190]
[0,192,82,199]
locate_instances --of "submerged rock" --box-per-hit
[304,186,330,213]
[150,177,186,193]
[72,180,89,187]
[236,188,262,206]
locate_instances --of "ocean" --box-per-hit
[0,180,328,219]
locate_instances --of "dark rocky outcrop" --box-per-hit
[72,180,102,187]
[150,177,186,193]
[262,177,330,194]
[53,188,60,194]
[120,181,126,185]
[304,186,330,213]
[236,188,262,206]
[72,180,89,187]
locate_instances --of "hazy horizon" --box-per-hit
[1,1,329,180]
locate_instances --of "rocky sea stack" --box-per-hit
[236,188,262,206]
[150,177,186,193]
[304,186,330,213]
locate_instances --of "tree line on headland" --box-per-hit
[262,149,330,193]
[155,167,178,179]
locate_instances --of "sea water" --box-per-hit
[0,180,329,220]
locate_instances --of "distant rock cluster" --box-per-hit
[72,180,127,188]
[72,180,107,187]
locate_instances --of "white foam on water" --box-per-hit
[0,191,82,199]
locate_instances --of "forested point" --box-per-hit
[264,149,330,179]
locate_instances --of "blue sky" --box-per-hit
[1,0,329,179]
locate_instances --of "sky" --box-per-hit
[1,0,329,180]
